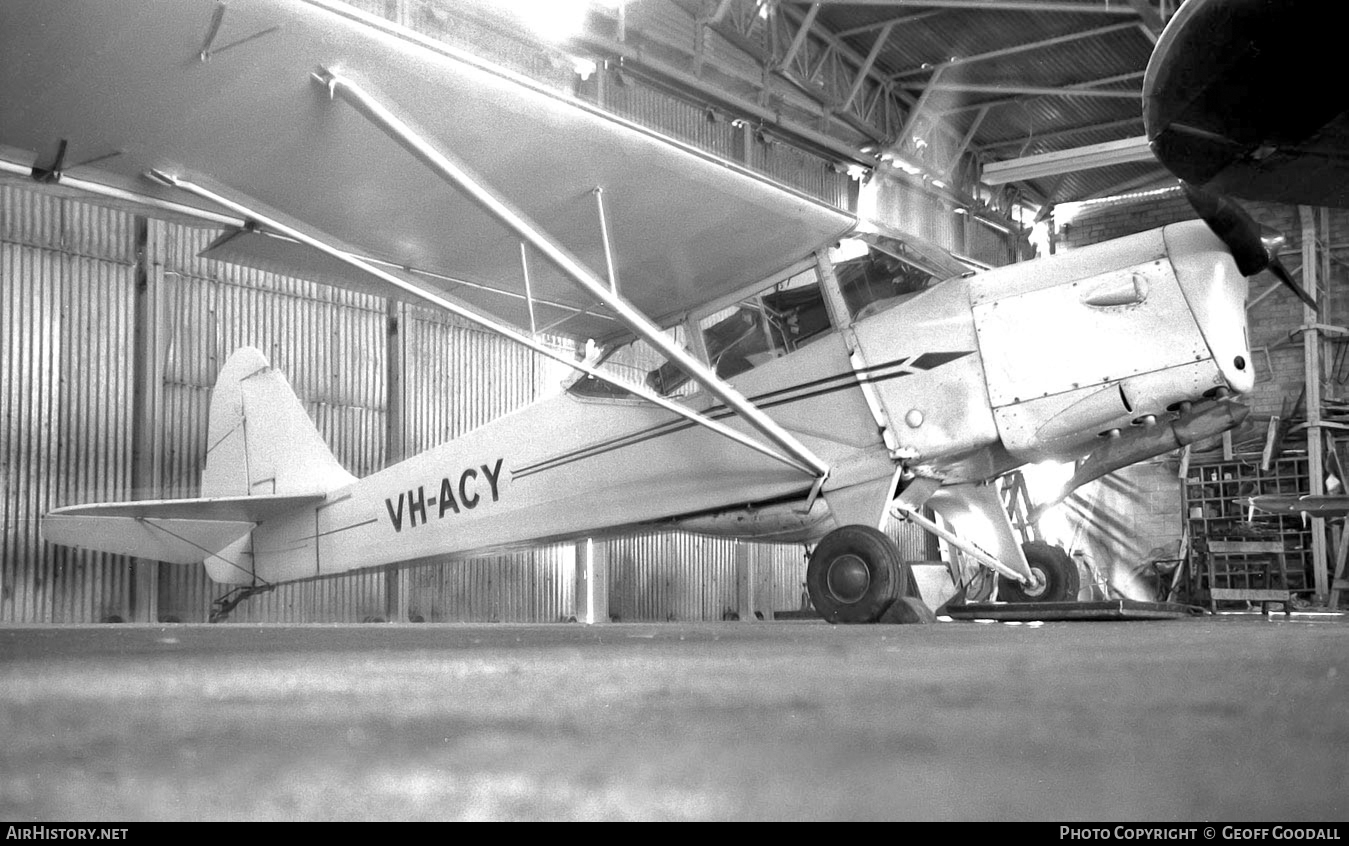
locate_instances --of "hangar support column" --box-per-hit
[575,539,609,624]
[735,541,762,621]
[130,215,161,624]
[1300,206,1332,602]
[384,299,409,622]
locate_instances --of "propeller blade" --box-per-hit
[1268,256,1318,310]
[1181,181,1318,309]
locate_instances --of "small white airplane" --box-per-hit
[3,0,1303,622]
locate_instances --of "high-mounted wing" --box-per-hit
[1144,0,1349,208]
[0,0,856,343]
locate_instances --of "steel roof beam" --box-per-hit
[840,22,895,112]
[889,21,1140,80]
[903,82,1139,99]
[944,105,989,178]
[771,3,959,146]
[833,9,947,38]
[1128,0,1165,32]
[890,65,946,157]
[801,0,1142,12]
[980,116,1144,151]
[778,2,820,74]
[932,70,1145,115]
[982,135,1154,184]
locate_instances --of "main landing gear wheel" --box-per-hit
[806,525,910,624]
[998,540,1080,603]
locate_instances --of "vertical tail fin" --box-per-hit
[203,347,356,498]
[201,347,355,582]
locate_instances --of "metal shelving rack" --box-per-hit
[1182,455,1314,601]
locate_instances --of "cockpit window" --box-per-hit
[646,267,829,396]
[567,329,690,400]
[568,233,964,401]
[830,235,951,322]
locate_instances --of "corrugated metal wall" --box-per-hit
[154,221,390,486]
[401,305,552,453]
[605,77,742,162]
[230,569,387,624]
[867,177,961,253]
[609,532,740,622]
[964,214,1018,268]
[401,544,575,623]
[1,185,137,622]
[607,534,827,623]
[600,73,853,209]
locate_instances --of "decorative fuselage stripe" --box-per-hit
[294,517,379,542]
[512,351,973,480]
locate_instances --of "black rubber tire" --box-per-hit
[807,525,909,624]
[999,540,1080,603]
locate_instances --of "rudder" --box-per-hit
[201,347,355,582]
[203,347,356,498]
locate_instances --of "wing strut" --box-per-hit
[144,170,819,477]
[888,496,1030,584]
[311,69,830,480]
[518,243,537,336]
[593,187,621,296]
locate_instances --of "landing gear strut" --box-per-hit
[806,525,912,623]
[998,540,1080,603]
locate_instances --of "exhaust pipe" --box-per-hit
[1031,399,1249,520]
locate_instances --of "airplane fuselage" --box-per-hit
[217,219,1252,586]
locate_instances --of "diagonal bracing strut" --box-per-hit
[311,68,830,480]
[145,170,820,477]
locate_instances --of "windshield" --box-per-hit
[830,234,956,322]
[568,231,965,400]
[646,266,831,396]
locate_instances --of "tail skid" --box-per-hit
[41,347,354,585]
[210,583,277,623]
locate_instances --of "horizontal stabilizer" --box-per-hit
[42,494,323,564]
[42,516,256,565]
[47,493,323,522]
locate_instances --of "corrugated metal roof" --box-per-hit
[809,0,1172,206]
[869,9,1122,77]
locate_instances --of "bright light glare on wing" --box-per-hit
[483,0,621,41]
[829,238,870,264]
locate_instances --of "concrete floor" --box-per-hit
[1,614,1347,821]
